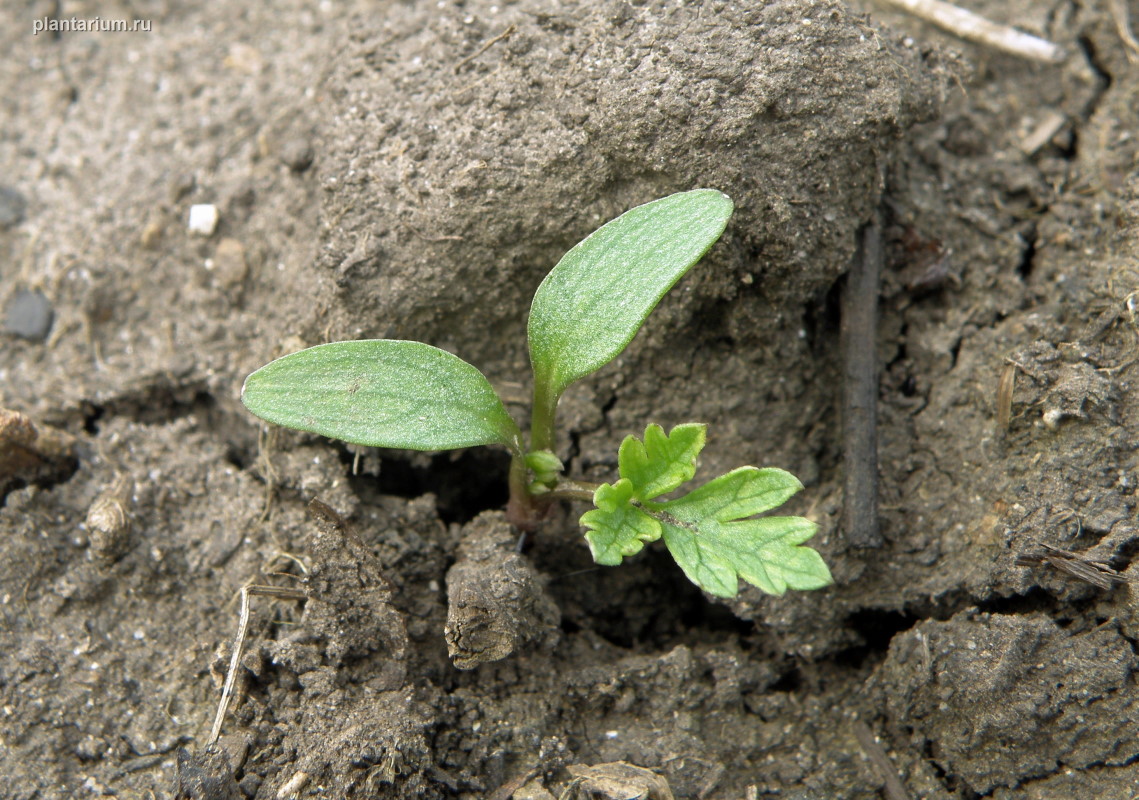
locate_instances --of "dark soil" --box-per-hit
[3,0,1139,797]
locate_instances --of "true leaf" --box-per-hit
[528,190,734,403]
[581,479,662,565]
[525,450,564,476]
[525,449,564,492]
[525,450,564,483]
[660,516,830,599]
[618,422,705,500]
[580,423,704,564]
[659,468,833,598]
[665,466,805,522]
[241,340,522,452]
[577,424,832,598]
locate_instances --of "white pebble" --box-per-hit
[187,204,219,236]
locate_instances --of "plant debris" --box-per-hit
[0,407,76,496]
[562,762,674,800]
[1015,542,1130,590]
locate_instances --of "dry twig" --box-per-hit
[209,584,306,744]
[1110,0,1139,64]
[454,24,517,73]
[878,0,1067,63]
[841,216,883,548]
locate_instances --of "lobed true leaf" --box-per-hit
[660,466,806,522]
[660,488,832,598]
[577,426,833,598]
[618,422,705,501]
[581,479,663,566]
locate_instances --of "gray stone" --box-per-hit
[0,185,26,230]
[5,289,54,341]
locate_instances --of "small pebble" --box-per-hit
[280,138,314,172]
[188,204,219,236]
[0,185,27,230]
[139,219,163,250]
[74,734,104,761]
[212,238,248,290]
[4,289,54,341]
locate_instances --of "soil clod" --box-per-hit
[445,511,560,669]
[300,498,409,675]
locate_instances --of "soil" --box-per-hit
[2,0,1139,797]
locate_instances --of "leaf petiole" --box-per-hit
[541,477,601,504]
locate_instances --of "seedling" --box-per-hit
[242,190,832,598]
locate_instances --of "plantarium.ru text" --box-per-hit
[241,190,832,598]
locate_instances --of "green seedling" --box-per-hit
[242,190,832,598]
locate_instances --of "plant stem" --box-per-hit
[530,381,559,453]
[505,455,600,527]
[505,453,542,530]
